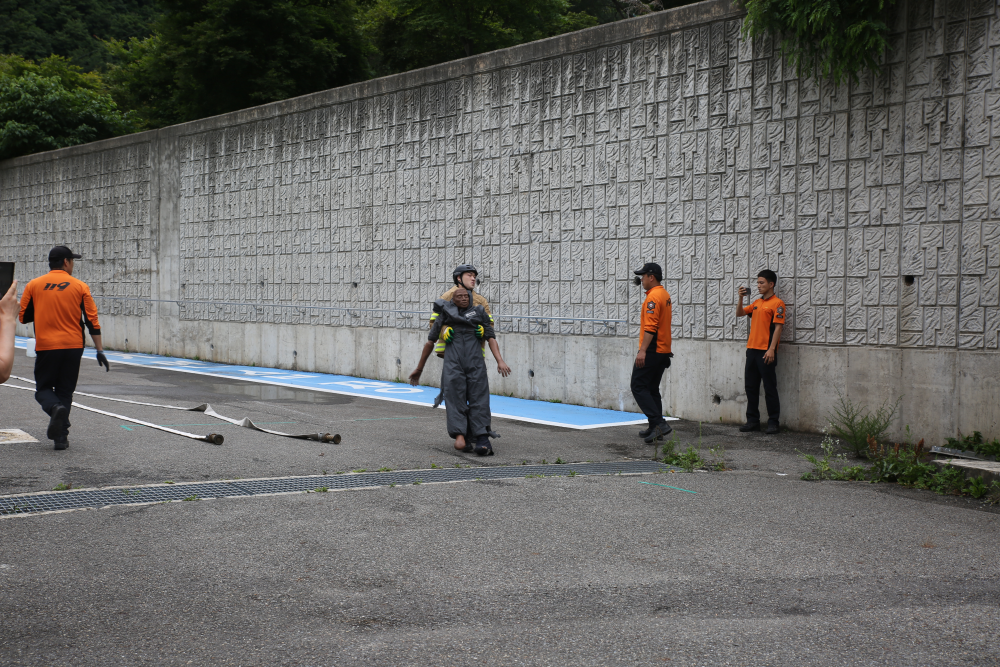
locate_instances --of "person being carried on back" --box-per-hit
[429,264,492,408]
[409,287,511,456]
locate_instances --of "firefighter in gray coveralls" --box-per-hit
[409,287,511,456]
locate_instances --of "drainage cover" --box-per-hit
[0,461,678,516]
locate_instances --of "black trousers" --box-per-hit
[630,352,671,427]
[34,348,84,438]
[745,348,779,426]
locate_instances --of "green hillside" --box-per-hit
[0,0,159,71]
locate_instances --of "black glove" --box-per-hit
[96,351,110,372]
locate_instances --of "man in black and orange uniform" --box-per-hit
[631,262,673,444]
[736,269,785,435]
[19,246,110,450]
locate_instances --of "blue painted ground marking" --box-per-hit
[15,337,669,430]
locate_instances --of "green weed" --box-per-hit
[986,481,1000,505]
[53,482,72,491]
[968,476,989,499]
[837,465,868,481]
[657,433,679,463]
[182,495,198,501]
[798,428,851,480]
[658,434,707,472]
[708,446,726,471]
[866,438,933,485]
[928,465,967,495]
[944,431,1000,458]
[675,446,704,473]
[803,430,1000,502]
[315,487,329,493]
[828,393,900,457]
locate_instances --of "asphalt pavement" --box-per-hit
[1,353,998,666]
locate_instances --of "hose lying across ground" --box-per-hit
[4,375,341,445]
[2,383,225,445]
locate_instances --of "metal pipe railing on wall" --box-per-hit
[90,296,632,332]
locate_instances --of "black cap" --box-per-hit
[633,262,662,281]
[49,246,81,262]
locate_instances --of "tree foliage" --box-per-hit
[103,35,177,128]
[106,0,371,125]
[0,0,159,71]
[740,0,896,86]
[0,54,136,160]
[360,0,598,75]
[572,0,693,23]
[2,0,707,154]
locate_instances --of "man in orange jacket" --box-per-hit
[19,246,110,450]
[631,262,673,444]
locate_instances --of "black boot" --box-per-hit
[739,422,760,432]
[643,421,672,444]
[474,434,494,456]
[47,405,69,441]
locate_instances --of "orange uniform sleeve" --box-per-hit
[773,301,786,324]
[82,286,101,335]
[743,303,753,315]
[643,295,661,333]
[18,280,35,324]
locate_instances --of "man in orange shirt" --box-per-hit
[19,246,110,450]
[736,269,785,435]
[631,263,673,444]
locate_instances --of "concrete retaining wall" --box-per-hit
[3,0,1000,443]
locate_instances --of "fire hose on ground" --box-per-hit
[4,376,342,445]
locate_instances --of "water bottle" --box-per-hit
[26,338,36,358]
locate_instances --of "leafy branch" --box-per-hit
[739,0,897,86]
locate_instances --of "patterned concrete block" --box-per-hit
[0,143,153,317]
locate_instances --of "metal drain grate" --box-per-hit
[0,461,678,516]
